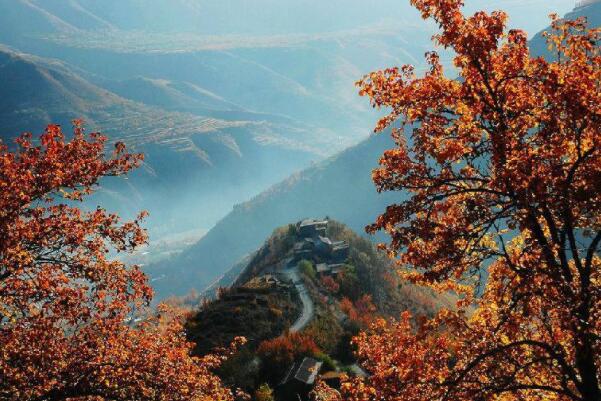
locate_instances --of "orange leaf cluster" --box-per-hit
[339,295,377,329]
[319,1,601,400]
[257,332,320,374]
[0,123,237,400]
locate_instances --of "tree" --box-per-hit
[0,122,239,400]
[254,383,274,401]
[339,295,376,329]
[327,1,601,401]
[257,332,320,382]
[321,275,340,294]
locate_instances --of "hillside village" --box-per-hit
[186,219,360,400]
[185,219,453,400]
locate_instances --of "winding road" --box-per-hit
[283,266,314,332]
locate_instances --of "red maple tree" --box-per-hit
[315,1,601,400]
[0,122,239,401]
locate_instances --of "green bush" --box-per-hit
[299,259,316,281]
[316,352,337,372]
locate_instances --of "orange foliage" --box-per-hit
[320,275,340,294]
[339,295,376,329]
[0,123,238,400]
[257,332,320,374]
[318,1,601,401]
[311,381,342,401]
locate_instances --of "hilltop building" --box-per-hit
[293,219,350,263]
[316,263,346,276]
[298,219,328,238]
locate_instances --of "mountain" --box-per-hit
[147,1,596,299]
[183,219,454,397]
[149,130,401,298]
[0,1,572,146]
[0,0,437,244]
[0,0,573,40]
[0,46,322,236]
[0,0,420,37]
[184,219,457,398]
[530,0,601,57]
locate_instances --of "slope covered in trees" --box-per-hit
[183,220,453,399]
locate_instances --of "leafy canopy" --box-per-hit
[316,0,601,400]
[0,122,240,401]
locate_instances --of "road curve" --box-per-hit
[284,267,314,332]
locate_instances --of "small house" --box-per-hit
[330,241,350,262]
[294,238,316,260]
[279,357,323,399]
[315,236,350,262]
[315,263,330,274]
[298,219,328,238]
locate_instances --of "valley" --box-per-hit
[0,1,578,300]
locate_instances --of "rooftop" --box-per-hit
[299,219,328,228]
[316,263,329,273]
[294,357,323,385]
[318,236,333,245]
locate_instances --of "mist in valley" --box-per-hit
[0,0,577,299]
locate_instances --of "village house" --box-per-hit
[279,357,323,399]
[293,219,350,264]
[298,219,328,238]
[315,236,350,262]
[316,263,346,276]
[293,238,315,259]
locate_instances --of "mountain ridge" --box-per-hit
[0,46,322,236]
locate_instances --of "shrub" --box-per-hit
[254,383,275,401]
[257,332,320,382]
[316,352,337,372]
[299,259,316,281]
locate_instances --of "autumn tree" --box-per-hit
[257,332,320,382]
[0,123,238,401]
[339,295,376,329]
[323,1,601,401]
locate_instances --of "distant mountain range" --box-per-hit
[0,0,442,238]
[0,46,321,234]
[149,2,601,299]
